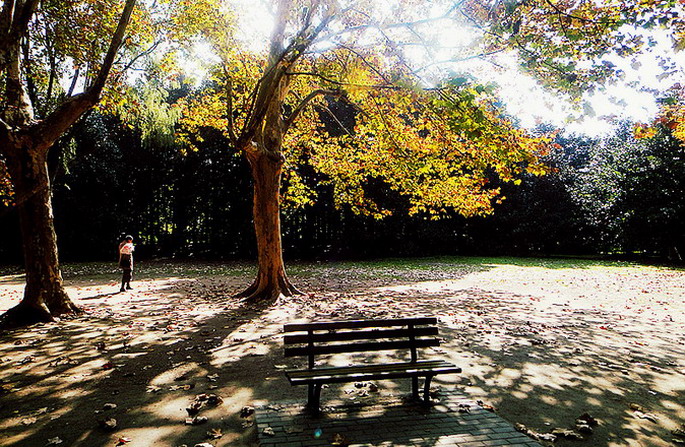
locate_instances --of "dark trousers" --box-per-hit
[122,269,132,285]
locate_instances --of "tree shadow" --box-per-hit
[0,281,282,446]
[80,291,121,300]
[0,259,683,447]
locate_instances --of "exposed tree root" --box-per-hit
[0,301,54,330]
[47,294,82,316]
[0,293,81,330]
[235,274,303,303]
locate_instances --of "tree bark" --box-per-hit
[0,0,136,329]
[0,138,78,328]
[236,147,300,302]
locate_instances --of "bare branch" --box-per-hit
[320,104,354,137]
[543,0,597,24]
[67,67,80,96]
[335,44,393,84]
[411,49,505,74]
[283,88,341,133]
[119,39,161,74]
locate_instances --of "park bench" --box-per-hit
[283,317,461,412]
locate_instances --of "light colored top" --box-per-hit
[120,242,134,255]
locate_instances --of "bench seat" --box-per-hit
[286,360,461,385]
[283,318,461,412]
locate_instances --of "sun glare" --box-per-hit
[168,1,683,137]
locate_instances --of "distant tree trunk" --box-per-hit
[236,144,300,301]
[2,141,77,325]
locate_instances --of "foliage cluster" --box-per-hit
[2,91,683,263]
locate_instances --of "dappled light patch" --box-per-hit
[1,258,684,446]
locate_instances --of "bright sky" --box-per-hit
[482,29,685,137]
[182,1,684,138]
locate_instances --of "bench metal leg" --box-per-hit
[307,383,323,414]
[412,377,419,399]
[423,375,434,402]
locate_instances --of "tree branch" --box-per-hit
[31,0,137,150]
[411,49,505,74]
[11,0,39,36]
[543,0,597,24]
[0,0,38,75]
[315,2,463,43]
[89,0,136,96]
[226,75,238,147]
[285,71,399,90]
[321,104,354,137]
[67,67,80,97]
[238,3,337,148]
[459,8,569,77]
[283,88,341,133]
[119,39,161,74]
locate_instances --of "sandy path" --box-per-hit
[0,258,683,447]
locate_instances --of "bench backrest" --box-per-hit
[283,317,441,369]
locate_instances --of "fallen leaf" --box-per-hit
[206,428,222,439]
[577,412,598,427]
[185,416,208,425]
[98,417,117,431]
[634,411,658,422]
[330,433,349,446]
[551,428,584,440]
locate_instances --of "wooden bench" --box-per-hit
[283,317,461,412]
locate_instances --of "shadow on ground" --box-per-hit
[0,258,683,447]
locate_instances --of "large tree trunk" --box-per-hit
[1,140,78,327]
[0,0,136,329]
[236,147,300,302]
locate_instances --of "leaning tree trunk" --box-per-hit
[1,142,78,327]
[236,147,300,301]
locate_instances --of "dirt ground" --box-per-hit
[0,257,684,447]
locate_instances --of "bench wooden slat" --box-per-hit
[284,338,440,357]
[284,317,437,332]
[284,326,439,345]
[286,360,452,379]
[287,363,462,385]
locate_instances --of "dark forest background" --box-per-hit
[1,86,684,265]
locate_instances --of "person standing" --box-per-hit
[118,235,134,292]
